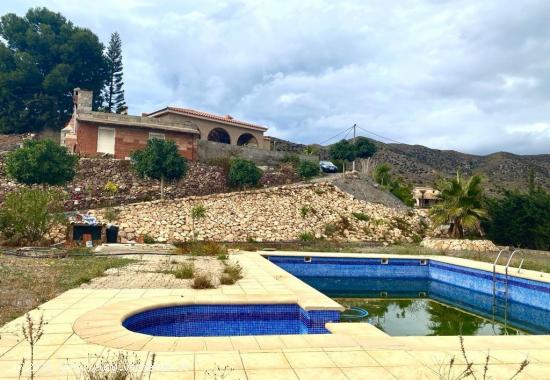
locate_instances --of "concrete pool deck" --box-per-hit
[0,251,549,379]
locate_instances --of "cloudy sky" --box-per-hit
[3,0,550,155]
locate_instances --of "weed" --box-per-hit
[19,313,45,380]
[300,205,310,218]
[142,234,156,244]
[298,231,315,241]
[177,241,228,256]
[204,365,234,379]
[78,351,156,380]
[223,263,243,281]
[437,336,529,380]
[352,212,370,221]
[172,262,194,279]
[324,223,337,237]
[220,274,236,285]
[192,274,215,289]
[217,253,229,261]
[103,207,119,222]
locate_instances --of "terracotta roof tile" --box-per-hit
[146,107,267,131]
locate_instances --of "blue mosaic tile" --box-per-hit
[123,304,339,337]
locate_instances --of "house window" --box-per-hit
[149,132,165,140]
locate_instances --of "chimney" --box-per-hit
[73,88,93,113]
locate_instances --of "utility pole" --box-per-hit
[352,123,357,172]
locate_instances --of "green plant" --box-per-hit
[373,163,392,187]
[0,188,66,244]
[191,204,206,241]
[228,158,262,189]
[173,262,194,279]
[300,205,311,218]
[430,172,488,238]
[103,207,119,222]
[484,188,550,250]
[389,179,415,207]
[324,223,337,237]
[5,139,78,185]
[223,263,243,281]
[142,234,156,244]
[298,231,315,241]
[297,160,319,180]
[217,253,229,261]
[131,138,188,199]
[0,8,107,134]
[220,274,236,285]
[192,274,215,289]
[280,153,300,168]
[103,32,126,113]
[329,137,377,163]
[103,181,119,194]
[352,212,370,221]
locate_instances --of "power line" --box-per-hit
[318,126,354,145]
[356,125,404,144]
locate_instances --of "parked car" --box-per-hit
[319,160,338,173]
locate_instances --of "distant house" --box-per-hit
[61,88,270,160]
[412,186,440,208]
[145,107,270,150]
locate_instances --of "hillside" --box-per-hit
[270,137,550,193]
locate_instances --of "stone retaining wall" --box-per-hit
[420,237,498,252]
[89,183,428,244]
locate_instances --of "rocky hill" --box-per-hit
[270,137,550,193]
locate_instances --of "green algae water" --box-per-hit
[336,298,525,336]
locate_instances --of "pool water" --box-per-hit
[337,298,524,336]
[300,276,550,335]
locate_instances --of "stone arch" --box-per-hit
[237,133,258,147]
[207,128,231,144]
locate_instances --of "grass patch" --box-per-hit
[352,212,370,221]
[0,253,132,325]
[175,241,228,256]
[298,231,315,242]
[172,262,194,279]
[191,274,215,289]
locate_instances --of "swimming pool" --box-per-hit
[267,255,550,336]
[122,304,338,337]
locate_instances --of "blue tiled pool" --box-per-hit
[122,304,339,337]
[267,256,550,335]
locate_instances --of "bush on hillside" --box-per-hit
[297,160,319,180]
[0,188,66,244]
[5,139,78,186]
[228,158,262,189]
[484,189,550,250]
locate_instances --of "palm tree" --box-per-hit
[430,172,488,238]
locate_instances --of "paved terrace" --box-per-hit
[0,252,549,379]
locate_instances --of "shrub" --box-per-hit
[103,181,118,194]
[484,189,550,250]
[280,153,300,168]
[131,138,188,199]
[298,231,315,241]
[297,160,319,180]
[217,253,229,261]
[389,180,415,207]
[5,139,77,186]
[173,262,194,279]
[228,158,262,189]
[142,234,156,244]
[300,205,310,218]
[0,188,65,244]
[352,212,370,221]
[192,274,215,289]
[220,274,236,285]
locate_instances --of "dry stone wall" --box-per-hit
[421,238,498,252]
[90,183,428,244]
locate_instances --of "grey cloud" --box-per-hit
[1,0,549,154]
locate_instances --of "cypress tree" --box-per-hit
[103,32,126,113]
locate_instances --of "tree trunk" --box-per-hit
[160,176,165,200]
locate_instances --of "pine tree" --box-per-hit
[103,32,126,113]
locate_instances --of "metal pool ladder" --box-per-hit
[492,248,523,334]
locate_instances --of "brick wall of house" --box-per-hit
[75,121,196,160]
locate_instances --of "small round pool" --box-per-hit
[122,304,339,337]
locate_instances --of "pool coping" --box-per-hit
[70,251,550,352]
